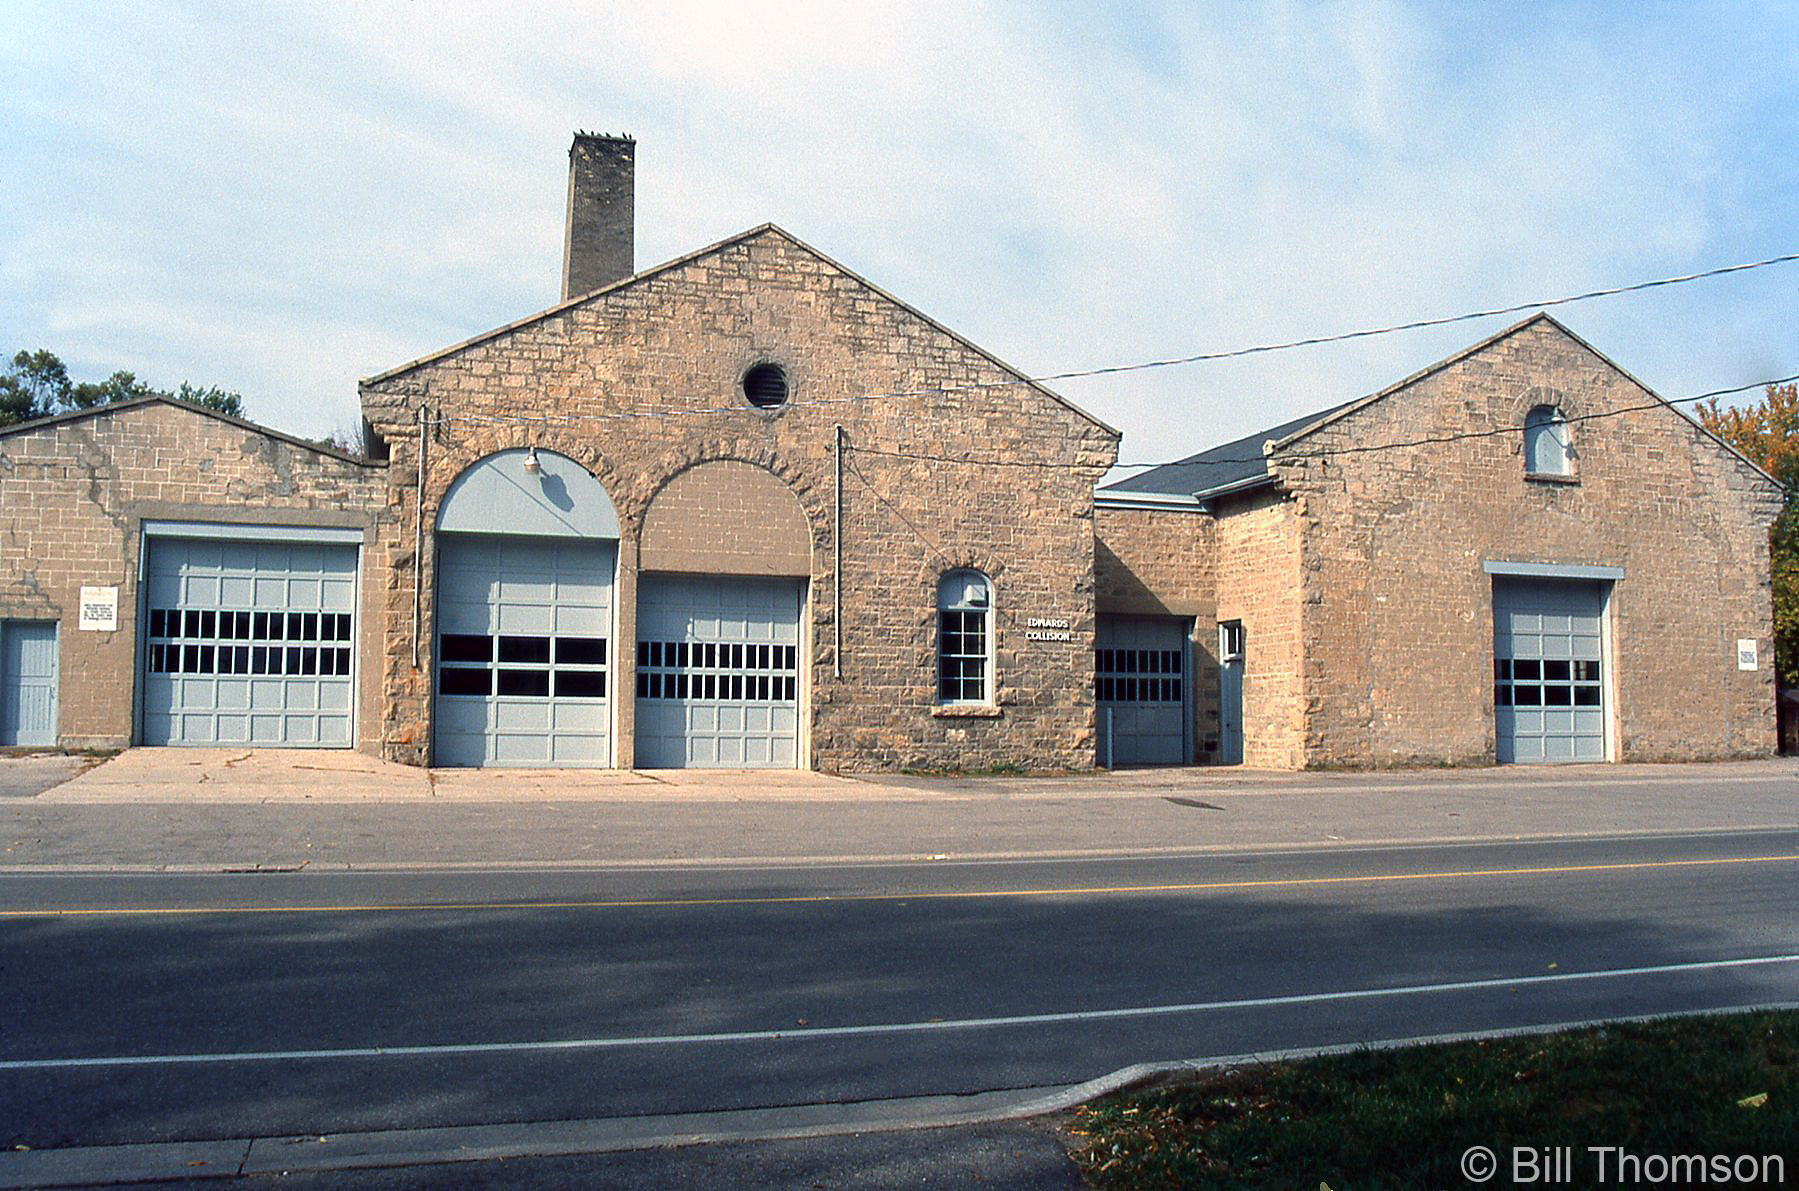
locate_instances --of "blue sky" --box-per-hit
[3,1,1796,470]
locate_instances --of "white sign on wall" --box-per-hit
[1737,639,1759,671]
[79,586,119,631]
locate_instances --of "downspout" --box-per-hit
[413,404,426,670]
[834,424,844,680]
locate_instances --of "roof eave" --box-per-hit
[359,224,1122,445]
[0,396,379,466]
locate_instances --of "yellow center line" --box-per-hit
[3,853,1797,918]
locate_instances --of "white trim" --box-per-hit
[1483,560,1624,581]
[1094,491,1205,512]
[141,521,365,545]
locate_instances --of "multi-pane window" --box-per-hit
[1094,647,1183,704]
[937,570,991,704]
[1524,405,1571,476]
[635,640,798,702]
[1494,657,1602,709]
[146,607,353,677]
[438,634,607,699]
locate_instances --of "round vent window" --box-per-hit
[742,362,790,409]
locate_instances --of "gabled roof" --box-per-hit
[1267,312,1782,491]
[1103,312,1784,501]
[1102,400,1354,500]
[361,223,1120,439]
[0,395,377,466]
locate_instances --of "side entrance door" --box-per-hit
[0,621,59,747]
[1218,620,1244,765]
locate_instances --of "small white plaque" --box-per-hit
[79,586,119,631]
[1737,639,1759,671]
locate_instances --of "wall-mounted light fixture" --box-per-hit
[523,447,542,476]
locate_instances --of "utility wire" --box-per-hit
[1031,250,1799,384]
[771,371,1799,473]
[427,247,1799,430]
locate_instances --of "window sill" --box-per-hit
[1525,472,1580,485]
[932,704,1002,718]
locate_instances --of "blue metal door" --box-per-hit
[1218,620,1244,765]
[142,539,358,746]
[1493,577,1608,762]
[635,576,802,768]
[1095,616,1189,765]
[435,535,615,767]
[0,621,59,747]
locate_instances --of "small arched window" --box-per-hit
[1524,405,1571,476]
[937,570,992,704]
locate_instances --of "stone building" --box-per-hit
[2,133,1119,771]
[0,133,1783,769]
[1097,315,1785,767]
[0,399,387,751]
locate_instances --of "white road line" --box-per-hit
[5,953,1797,1072]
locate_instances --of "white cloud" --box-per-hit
[1,1,1794,456]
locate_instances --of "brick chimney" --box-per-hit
[561,132,635,301]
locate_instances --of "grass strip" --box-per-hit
[1068,1010,1796,1189]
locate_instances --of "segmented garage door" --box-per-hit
[1095,615,1188,765]
[142,539,358,746]
[635,576,802,768]
[1493,577,1607,763]
[435,536,615,767]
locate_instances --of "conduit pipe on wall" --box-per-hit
[834,424,844,680]
[413,404,427,669]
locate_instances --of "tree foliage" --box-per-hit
[0,348,244,427]
[1697,383,1798,686]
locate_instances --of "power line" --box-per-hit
[1032,250,1799,384]
[425,248,1799,430]
[814,372,1799,474]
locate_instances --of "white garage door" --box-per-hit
[635,576,802,768]
[1,621,59,747]
[1493,577,1608,763]
[1096,616,1188,765]
[143,539,357,746]
[435,536,615,767]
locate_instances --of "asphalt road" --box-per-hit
[3,829,1797,1153]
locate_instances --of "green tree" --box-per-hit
[66,370,156,409]
[0,349,245,425]
[1698,383,1799,687]
[170,382,244,418]
[0,349,72,425]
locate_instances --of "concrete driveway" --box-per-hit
[0,751,97,799]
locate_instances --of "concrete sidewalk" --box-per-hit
[1,748,1794,871]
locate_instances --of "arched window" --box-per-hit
[937,570,992,704]
[1524,405,1571,476]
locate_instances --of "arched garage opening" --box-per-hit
[434,448,620,767]
[635,460,812,768]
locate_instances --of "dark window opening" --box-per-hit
[742,362,790,408]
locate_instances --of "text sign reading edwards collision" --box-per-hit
[1026,616,1072,643]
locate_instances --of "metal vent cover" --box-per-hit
[742,362,789,408]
